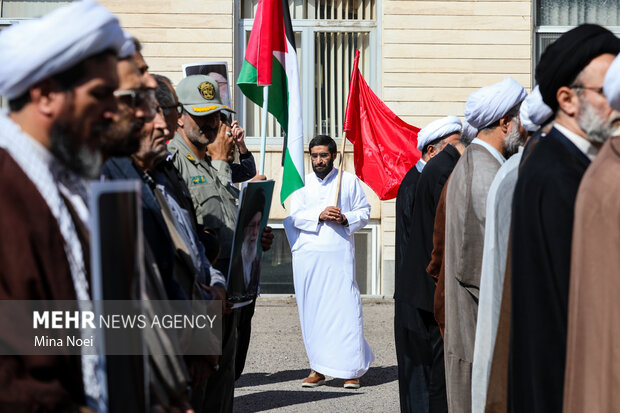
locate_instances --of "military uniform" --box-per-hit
[167,133,238,272]
[172,74,254,412]
[167,132,241,413]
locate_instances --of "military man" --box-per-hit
[168,74,272,412]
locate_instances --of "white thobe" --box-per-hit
[471,150,522,413]
[284,168,374,378]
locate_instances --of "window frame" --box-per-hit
[262,220,381,296]
[532,1,620,84]
[234,0,381,149]
[0,19,23,108]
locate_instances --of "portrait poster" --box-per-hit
[90,180,147,413]
[227,180,275,307]
[182,61,232,110]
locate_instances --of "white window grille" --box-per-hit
[236,0,379,146]
[534,0,620,66]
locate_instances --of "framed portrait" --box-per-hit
[227,180,275,306]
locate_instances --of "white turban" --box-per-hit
[520,86,553,132]
[0,0,126,100]
[119,30,137,60]
[604,54,620,111]
[461,120,478,143]
[464,77,528,130]
[417,116,462,151]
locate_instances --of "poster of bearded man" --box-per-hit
[227,180,275,307]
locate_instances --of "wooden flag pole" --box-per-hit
[333,130,348,206]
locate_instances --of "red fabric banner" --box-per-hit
[344,50,421,200]
[244,0,287,85]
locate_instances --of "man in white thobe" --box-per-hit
[284,135,374,389]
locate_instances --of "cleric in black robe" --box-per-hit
[509,24,620,413]
[394,116,463,413]
[395,163,423,283]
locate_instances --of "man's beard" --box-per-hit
[241,236,257,268]
[503,118,524,158]
[50,123,102,179]
[188,127,210,150]
[312,158,334,179]
[578,98,616,144]
[100,118,144,159]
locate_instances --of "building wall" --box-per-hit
[100,0,534,296]
[102,0,235,85]
[380,0,533,296]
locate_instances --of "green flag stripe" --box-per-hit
[237,57,289,133]
[281,148,304,202]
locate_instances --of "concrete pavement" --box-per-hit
[234,297,399,412]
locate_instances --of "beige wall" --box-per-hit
[101,0,235,85]
[380,0,533,295]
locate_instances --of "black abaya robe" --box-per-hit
[508,127,590,413]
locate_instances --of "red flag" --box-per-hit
[344,50,421,200]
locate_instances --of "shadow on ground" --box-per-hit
[236,368,309,388]
[323,365,397,388]
[236,365,397,390]
[234,389,360,412]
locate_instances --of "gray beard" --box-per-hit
[578,98,615,144]
[503,119,523,158]
[241,237,257,266]
[50,126,102,179]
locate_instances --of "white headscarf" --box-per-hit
[119,30,137,60]
[461,120,478,143]
[0,0,127,100]
[520,86,553,132]
[604,54,620,111]
[417,116,462,151]
[465,77,528,129]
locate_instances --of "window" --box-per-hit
[534,0,620,64]
[236,0,379,145]
[0,0,71,19]
[0,1,72,108]
[260,222,380,295]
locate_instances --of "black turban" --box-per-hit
[535,24,620,113]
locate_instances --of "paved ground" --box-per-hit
[234,297,399,413]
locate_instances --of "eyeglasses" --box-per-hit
[114,88,155,108]
[570,85,605,96]
[114,88,156,120]
[161,103,183,117]
[310,152,331,159]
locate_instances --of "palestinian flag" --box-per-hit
[237,0,304,204]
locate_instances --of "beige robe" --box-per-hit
[444,142,502,413]
[563,136,620,413]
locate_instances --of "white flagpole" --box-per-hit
[259,85,269,175]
